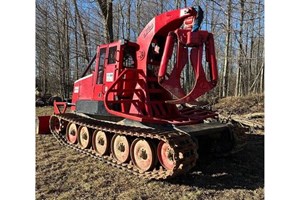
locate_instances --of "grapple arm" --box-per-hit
[158,28,218,104]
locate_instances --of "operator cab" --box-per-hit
[71,40,138,115]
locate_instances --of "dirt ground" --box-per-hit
[213,94,264,116]
[36,96,264,200]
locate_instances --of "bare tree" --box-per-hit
[136,0,142,33]
[221,0,232,97]
[97,0,114,42]
[235,0,245,97]
[72,0,89,62]
[126,0,131,40]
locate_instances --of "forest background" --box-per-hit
[35,0,264,100]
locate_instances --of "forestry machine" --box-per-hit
[40,7,237,180]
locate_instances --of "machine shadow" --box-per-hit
[166,134,264,190]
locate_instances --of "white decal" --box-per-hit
[74,86,79,93]
[142,19,155,38]
[106,72,114,82]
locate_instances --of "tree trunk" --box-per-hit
[72,0,89,62]
[257,0,263,94]
[97,0,114,43]
[53,0,64,97]
[63,0,70,98]
[136,0,142,33]
[210,1,216,33]
[120,2,125,39]
[74,8,79,80]
[247,0,255,95]
[126,0,131,40]
[42,3,49,96]
[221,0,232,97]
[176,0,181,9]
[235,0,245,97]
[259,62,264,93]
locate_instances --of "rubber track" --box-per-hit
[50,113,198,180]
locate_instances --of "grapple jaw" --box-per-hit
[158,29,218,104]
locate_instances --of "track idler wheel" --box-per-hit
[157,141,175,170]
[130,139,157,172]
[111,134,130,163]
[92,130,111,156]
[78,126,92,149]
[66,122,78,144]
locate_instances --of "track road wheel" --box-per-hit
[78,126,92,149]
[92,130,111,156]
[111,134,130,163]
[157,141,175,170]
[66,123,78,144]
[130,139,157,172]
[49,116,60,133]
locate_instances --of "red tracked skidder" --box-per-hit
[37,6,238,180]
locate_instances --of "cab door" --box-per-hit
[102,42,121,101]
[93,41,121,101]
[93,45,107,100]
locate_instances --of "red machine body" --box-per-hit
[45,7,237,179]
[70,7,218,125]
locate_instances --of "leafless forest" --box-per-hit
[36,0,264,99]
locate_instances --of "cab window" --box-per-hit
[123,45,136,68]
[108,46,117,64]
[97,48,106,84]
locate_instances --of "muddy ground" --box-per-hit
[36,96,264,199]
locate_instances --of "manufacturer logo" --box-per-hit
[143,20,154,38]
